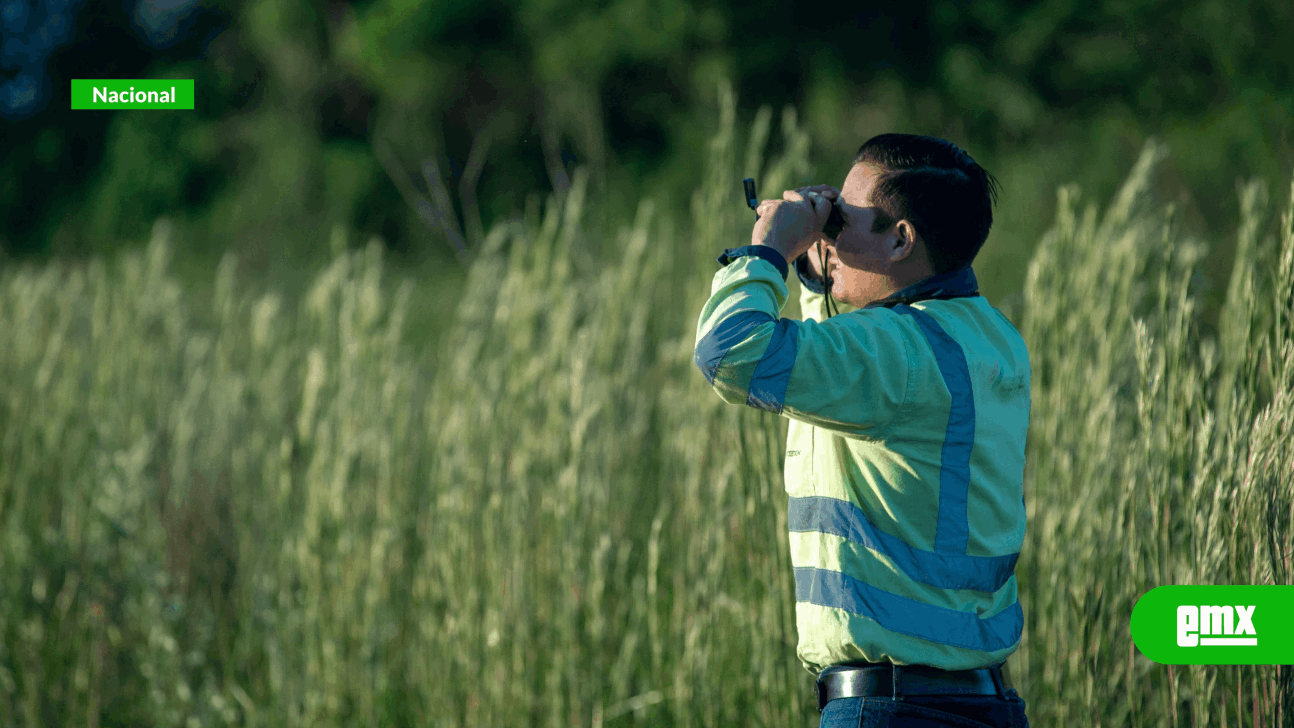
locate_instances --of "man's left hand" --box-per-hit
[752,188,834,263]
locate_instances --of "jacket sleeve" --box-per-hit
[695,255,911,438]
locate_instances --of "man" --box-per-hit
[695,134,1031,727]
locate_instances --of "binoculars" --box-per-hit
[743,178,845,241]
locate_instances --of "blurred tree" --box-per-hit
[2,0,94,122]
[1,0,236,258]
[0,0,1289,309]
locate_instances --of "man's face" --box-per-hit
[821,163,932,308]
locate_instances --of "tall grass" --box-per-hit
[1,81,1291,727]
[1018,140,1294,728]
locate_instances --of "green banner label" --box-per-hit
[1131,585,1294,664]
[71,80,194,110]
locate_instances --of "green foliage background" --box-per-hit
[3,80,1294,726]
[3,0,1292,332]
[3,0,1294,725]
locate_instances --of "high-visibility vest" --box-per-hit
[695,252,1030,675]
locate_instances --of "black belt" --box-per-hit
[815,661,1008,712]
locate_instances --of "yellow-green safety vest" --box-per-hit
[694,249,1030,675]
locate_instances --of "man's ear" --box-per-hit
[889,220,921,261]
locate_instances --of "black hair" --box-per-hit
[853,134,1001,275]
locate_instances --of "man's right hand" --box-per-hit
[791,185,841,281]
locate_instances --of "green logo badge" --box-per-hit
[1130,585,1294,664]
[71,80,194,110]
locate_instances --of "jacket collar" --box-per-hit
[863,266,981,310]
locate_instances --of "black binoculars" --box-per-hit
[743,178,845,241]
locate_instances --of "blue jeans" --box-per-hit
[818,690,1030,728]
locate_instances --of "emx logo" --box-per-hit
[1177,605,1256,646]
[1132,586,1293,665]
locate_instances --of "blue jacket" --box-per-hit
[695,249,1031,674]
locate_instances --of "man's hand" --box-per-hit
[795,185,841,280]
[752,187,836,263]
[753,185,841,269]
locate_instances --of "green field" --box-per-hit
[2,86,1292,727]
